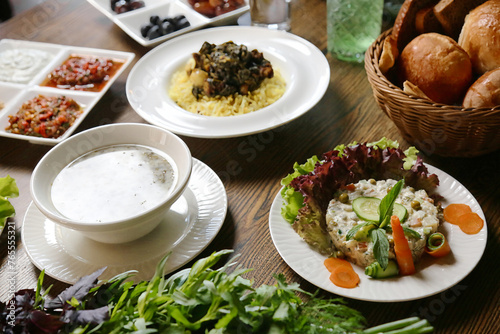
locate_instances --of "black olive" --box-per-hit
[161,21,175,34]
[149,15,161,25]
[176,17,190,29]
[140,22,154,38]
[146,25,162,40]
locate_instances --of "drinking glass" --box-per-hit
[250,0,291,31]
[327,0,384,62]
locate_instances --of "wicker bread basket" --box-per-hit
[365,29,500,157]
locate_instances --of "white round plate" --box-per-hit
[126,26,330,138]
[269,165,487,302]
[22,158,227,284]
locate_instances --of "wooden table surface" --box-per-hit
[0,0,499,332]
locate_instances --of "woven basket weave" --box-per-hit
[364,29,500,157]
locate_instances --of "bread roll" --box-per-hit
[398,33,472,105]
[458,0,500,74]
[463,68,500,108]
[433,0,487,39]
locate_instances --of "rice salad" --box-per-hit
[326,179,441,267]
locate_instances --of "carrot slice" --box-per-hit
[324,257,351,272]
[456,212,484,234]
[391,215,416,276]
[443,204,472,224]
[329,265,360,289]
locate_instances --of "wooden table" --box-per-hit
[0,0,498,332]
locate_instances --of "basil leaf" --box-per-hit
[371,228,390,270]
[385,226,422,240]
[346,222,371,241]
[378,179,404,228]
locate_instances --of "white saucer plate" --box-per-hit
[269,164,487,302]
[126,26,330,138]
[22,158,227,284]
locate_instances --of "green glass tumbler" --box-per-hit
[327,0,384,63]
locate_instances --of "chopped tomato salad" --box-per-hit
[6,95,82,138]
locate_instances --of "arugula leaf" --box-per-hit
[378,179,404,228]
[371,228,390,270]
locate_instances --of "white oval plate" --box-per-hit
[269,165,487,302]
[126,26,330,138]
[22,158,227,284]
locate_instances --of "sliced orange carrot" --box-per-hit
[456,212,484,234]
[324,257,351,272]
[329,265,360,289]
[443,204,472,224]
[391,215,416,276]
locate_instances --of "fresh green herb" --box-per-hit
[345,222,374,241]
[378,179,405,228]
[371,228,390,270]
[0,250,433,333]
[0,175,19,231]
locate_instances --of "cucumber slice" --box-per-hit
[352,197,408,222]
[352,197,380,222]
[392,203,408,222]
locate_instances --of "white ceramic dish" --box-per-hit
[0,39,134,145]
[22,158,226,284]
[30,123,192,244]
[87,0,249,47]
[126,26,330,138]
[269,164,487,302]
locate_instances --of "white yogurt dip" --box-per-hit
[0,48,52,83]
[51,144,177,223]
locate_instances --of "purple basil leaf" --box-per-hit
[61,306,109,325]
[27,310,64,334]
[44,267,106,309]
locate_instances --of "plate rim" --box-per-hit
[126,25,330,138]
[269,163,488,302]
[21,157,227,284]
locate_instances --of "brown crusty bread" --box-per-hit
[433,0,488,39]
[392,0,440,51]
[415,5,444,34]
[379,35,399,74]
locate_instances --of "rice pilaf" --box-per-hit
[168,68,286,117]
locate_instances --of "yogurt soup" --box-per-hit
[51,144,177,223]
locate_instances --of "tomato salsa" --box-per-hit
[41,55,124,92]
[6,95,83,139]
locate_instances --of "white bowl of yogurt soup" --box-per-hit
[30,123,192,244]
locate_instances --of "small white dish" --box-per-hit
[269,164,487,302]
[22,158,226,284]
[87,0,249,47]
[0,39,134,145]
[126,26,330,138]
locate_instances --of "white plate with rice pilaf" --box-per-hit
[126,26,330,138]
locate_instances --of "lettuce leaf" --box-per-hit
[280,139,439,255]
[0,175,19,230]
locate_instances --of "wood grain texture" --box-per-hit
[0,0,499,333]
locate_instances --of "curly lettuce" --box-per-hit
[0,175,19,232]
[280,138,439,255]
